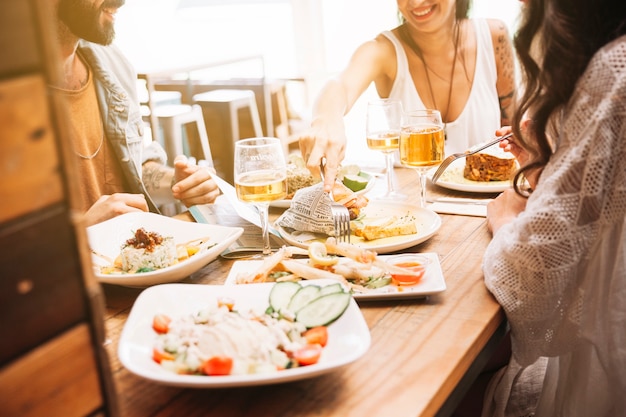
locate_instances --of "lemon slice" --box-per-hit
[308,241,339,266]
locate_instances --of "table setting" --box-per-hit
[96,114,515,415]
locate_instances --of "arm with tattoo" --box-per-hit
[142,160,176,204]
[489,19,517,126]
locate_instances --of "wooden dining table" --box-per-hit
[100,166,506,417]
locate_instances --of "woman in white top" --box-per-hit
[482,0,626,414]
[298,0,516,190]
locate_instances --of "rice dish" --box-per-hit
[121,228,177,272]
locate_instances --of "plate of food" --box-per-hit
[117,281,370,387]
[271,158,375,208]
[276,201,442,254]
[225,242,446,301]
[87,212,243,287]
[428,150,517,193]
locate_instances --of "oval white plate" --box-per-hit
[117,281,370,387]
[275,201,441,254]
[270,172,376,209]
[87,212,243,287]
[428,158,513,193]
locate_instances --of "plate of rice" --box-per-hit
[87,212,243,287]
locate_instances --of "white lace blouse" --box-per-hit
[482,35,626,417]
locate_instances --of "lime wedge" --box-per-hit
[343,174,368,192]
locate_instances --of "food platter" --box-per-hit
[117,281,370,387]
[224,253,446,301]
[275,201,441,254]
[270,172,375,209]
[428,158,513,193]
[87,212,243,287]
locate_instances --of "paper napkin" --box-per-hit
[427,198,491,217]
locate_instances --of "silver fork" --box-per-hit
[319,161,351,243]
[431,133,513,184]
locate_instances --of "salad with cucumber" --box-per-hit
[151,282,351,376]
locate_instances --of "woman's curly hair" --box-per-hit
[512,0,626,195]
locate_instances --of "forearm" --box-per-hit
[142,160,175,204]
[310,79,351,126]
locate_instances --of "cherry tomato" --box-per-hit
[152,314,171,334]
[293,344,323,366]
[202,356,233,376]
[303,326,328,347]
[152,347,175,364]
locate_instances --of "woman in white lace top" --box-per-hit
[481,0,626,416]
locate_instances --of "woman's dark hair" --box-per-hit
[456,0,471,19]
[512,0,626,195]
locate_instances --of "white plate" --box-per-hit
[276,201,441,254]
[428,158,513,193]
[117,281,370,387]
[87,212,243,287]
[270,172,376,209]
[224,253,446,301]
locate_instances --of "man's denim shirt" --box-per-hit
[77,40,167,213]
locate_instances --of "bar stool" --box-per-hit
[152,104,214,168]
[193,89,264,183]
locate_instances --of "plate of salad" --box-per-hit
[117,281,370,387]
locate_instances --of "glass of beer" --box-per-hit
[366,99,406,199]
[234,137,287,255]
[399,109,445,208]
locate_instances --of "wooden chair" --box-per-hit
[193,89,263,183]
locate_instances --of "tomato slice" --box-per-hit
[303,326,328,347]
[293,344,323,366]
[202,356,234,376]
[152,347,175,364]
[152,314,171,334]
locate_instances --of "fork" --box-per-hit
[431,133,513,184]
[319,161,351,243]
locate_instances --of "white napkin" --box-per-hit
[427,198,491,217]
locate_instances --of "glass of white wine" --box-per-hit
[234,137,287,256]
[366,99,406,199]
[399,109,445,208]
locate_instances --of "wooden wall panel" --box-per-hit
[0,323,104,417]
[0,75,64,223]
[0,206,87,366]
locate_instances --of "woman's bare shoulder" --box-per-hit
[484,18,511,38]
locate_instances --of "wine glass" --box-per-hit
[399,109,445,208]
[365,99,406,199]
[234,137,287,256]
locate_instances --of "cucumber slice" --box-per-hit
[269,281,302,313]
[318,283,345,296]
[296,292,352,328]
[287,285,321,313]
[365,276,392,289]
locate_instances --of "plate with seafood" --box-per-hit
[224,241,446,301]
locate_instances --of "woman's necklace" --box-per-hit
[75,132,104,160]
[399,22,460,139]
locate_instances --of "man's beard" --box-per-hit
[58,0,124,45]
